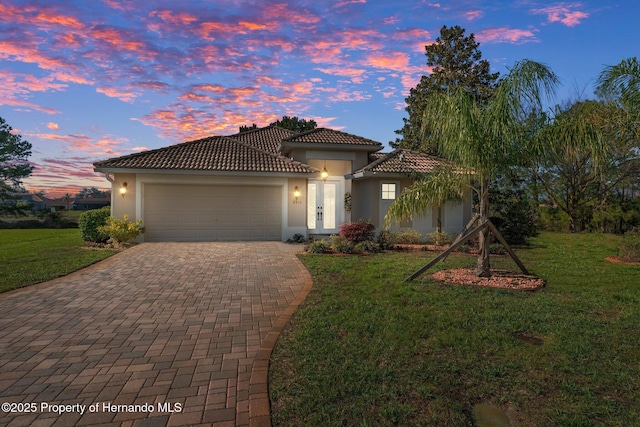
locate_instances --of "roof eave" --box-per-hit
[348,171,413,180]
[93,167,317,177]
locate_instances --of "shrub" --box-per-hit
[457,244,472,253]
[306,240,330,254]
[330,235,354,254]
[339,219,375,243]
[489,243,506,255]
[394,229,422,244]
[619,229,640,262]
[376,230,395,250]
[354,240,380,254]
[286,233,306,244]
[97,214,145,245]
[426,231,452,246]
[78,206,111,242]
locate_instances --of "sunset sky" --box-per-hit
[0,0,637,196]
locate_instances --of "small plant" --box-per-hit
[457,244,472,253]
[330,235,354,254]
[426,231,452,246]
[344,192,352,212]
[287,233,306,244]
[619,229,640,262]
[306,240,330,254]
[489,243,506,255]
[78,206,111,243]
[97,214,145,246]
[355,240,380,254]
[394,229,422,244]
[376,230,395,250]
[339,219,375,243]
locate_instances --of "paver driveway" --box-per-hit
[0,242,312,427]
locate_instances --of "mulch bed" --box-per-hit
[605,256,640,265]
[431,268,545,291]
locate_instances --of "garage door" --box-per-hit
[143,184,282,241]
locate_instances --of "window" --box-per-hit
[381,183,396,200]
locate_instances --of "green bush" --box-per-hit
[489,243,506,255]
[330,235,354,254]
[78,206,111,242]
[306,240,330,254]
[97,214,145,245]
[619,229,640,262]
[286,233,306,244]
[354,240,380,254]
[394,229,422,244]
[426,231,452,246]
[376,230,395,250]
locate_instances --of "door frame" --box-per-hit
[307,178,344,234]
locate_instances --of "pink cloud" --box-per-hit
[47,122,59,130]
[0,98,60,114]
[466,10,483,21]
[364,52,410,72]
[334,0,366,8]
[477,27,538,44]
[96,86,138,102]
[531,3,589,27]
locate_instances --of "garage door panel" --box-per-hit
[143,184,282,241]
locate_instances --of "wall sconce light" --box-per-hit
[119,181,128,197]
[293,186,301,204]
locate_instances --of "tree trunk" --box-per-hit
[436,205,443,233]
[476,179,491,277]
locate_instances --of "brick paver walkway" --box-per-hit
[0,242,312,427]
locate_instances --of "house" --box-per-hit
[93,126,472,242]
[72,197,111,211]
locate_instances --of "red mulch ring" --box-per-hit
[431,268,545,291]
[605,256,640,265]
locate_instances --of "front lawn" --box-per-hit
[270,232,640,426]
[0,229,118,293]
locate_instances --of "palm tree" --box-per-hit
[62,193,71,210]
[387,59,559,279]
[596,57,640,111]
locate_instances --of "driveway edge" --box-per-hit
[247,257,314,427]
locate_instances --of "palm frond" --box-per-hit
[596,57,640,111]
[384,166,469,228]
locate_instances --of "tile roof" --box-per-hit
[94,136,317,174]
[228,126,298,153]
[282,128,382,148]
[355,149,448,174]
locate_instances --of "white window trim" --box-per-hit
[381,182,397,200]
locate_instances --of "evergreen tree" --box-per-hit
[393,25,499,151]
[239,116,317,133]
[0,116,33,215]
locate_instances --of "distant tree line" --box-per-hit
[392,25,640,240]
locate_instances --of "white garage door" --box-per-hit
[143,184,282,241]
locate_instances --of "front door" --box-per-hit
[307,179,343,234]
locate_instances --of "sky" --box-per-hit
[0,0,637,197]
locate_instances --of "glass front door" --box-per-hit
[308,180,342,233]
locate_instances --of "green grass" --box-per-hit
[269,232,640,427]
[0,229,118,293]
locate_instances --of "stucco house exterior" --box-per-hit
[93,126,472,242]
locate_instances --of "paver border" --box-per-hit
[247,256,314,427]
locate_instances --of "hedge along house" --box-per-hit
[93,126,472,242]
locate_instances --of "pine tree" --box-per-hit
[393,25,499,151]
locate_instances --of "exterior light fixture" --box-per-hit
[321,161,329,180]
[119,181,128,197]
[293,185,302,204]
